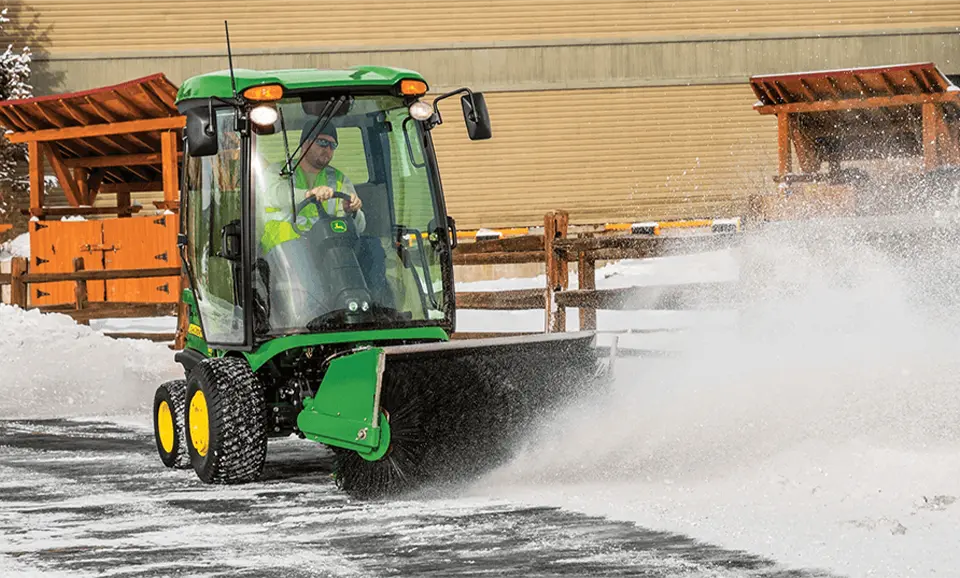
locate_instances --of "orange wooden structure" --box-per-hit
[749,62,960,221]
[0,74,184,306]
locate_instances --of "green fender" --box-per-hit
[296,347,391,461]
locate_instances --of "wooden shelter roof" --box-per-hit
[750,63,960,166]
[750,62,959,112]
[0,73,183,187]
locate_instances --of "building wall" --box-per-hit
[6,1,960,228]
[13,0,960,57]
[431,84,776,227]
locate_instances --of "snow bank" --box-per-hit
[476,223,960,578]
[0,305,182,419]
[0,232,28,262]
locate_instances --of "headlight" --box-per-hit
[409,101,433,121]
[249,105,278,127]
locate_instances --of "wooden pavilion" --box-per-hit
[0,74,185,306]
[749,62,960,221]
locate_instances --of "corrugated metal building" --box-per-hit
[5,0,960,229]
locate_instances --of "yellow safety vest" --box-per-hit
[260,166,346,253]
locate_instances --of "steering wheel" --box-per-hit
[295,191,355,219]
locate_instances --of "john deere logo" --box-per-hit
[331,220,347,233]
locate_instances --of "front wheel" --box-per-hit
[153,379,190,469]
[185,358,268,484]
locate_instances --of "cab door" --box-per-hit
[182,107,246,346]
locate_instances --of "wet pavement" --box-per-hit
[0,419,838,577]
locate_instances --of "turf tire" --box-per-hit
[185,357,268,484]
[153,379,190,469]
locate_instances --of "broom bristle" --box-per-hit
[333,336,600,499]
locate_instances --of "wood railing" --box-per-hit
[452,210,743,342]
[548,231,741,332]
[0,256,184,344]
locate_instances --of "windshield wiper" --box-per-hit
[279,95,348,178]
[395,225,440,314]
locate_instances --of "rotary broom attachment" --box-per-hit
[333,333,602,498]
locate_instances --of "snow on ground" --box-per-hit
[471,225,960,578]
[88,316,178,334]
[0,232,28,262]
[0,305,182,419]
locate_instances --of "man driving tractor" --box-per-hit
[259,123,366,253]
[255,120,394,313]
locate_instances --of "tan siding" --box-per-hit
[81,85,777,230]
[32,32,960,97]
[432,84,777,229]
[10,1,960,56]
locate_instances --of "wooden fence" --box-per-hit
[1,210,743,349]
[0,256,185,345]
[453,210,743,346]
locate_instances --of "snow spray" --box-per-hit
[486,217,960,484]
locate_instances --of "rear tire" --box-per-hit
[153,380,190,469]
[185,357,268,484]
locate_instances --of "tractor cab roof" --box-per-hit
[176,66,428,103]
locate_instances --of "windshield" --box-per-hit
[250,94,448,335]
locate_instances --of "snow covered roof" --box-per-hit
[750,62,959,113]
[0,73,181,188]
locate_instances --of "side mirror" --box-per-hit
[185,105,219,157]
[461,92,492,141]
[219,219,241,262]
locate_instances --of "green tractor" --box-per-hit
[152,65,604,497]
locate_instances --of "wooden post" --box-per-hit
[543,210,569,333]
[161,130,179,209]
[27,141,44,213]
[73,257,88,312]
[578,245,597,331]
[10,257,27,308]
[922,102,940,171]
[777,112,793,177]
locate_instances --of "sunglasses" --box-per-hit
[311,138,338,150]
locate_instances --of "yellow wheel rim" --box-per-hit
[157,400,175,454]
[189,390,210,457]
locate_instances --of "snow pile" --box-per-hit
[0,231,28,262]
[0,304,182,419]
[477,223,960,578]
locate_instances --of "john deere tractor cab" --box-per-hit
[153,66,602,497]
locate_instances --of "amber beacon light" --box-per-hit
[399,79,428,96]
[243,84,284,101]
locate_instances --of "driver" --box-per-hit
[295,125,366,233]
[256,121,396,310]
[259,124,366,254]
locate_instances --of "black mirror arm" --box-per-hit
[203,96,239,136]
[427,87,475,130]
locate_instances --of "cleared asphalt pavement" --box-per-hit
[0,418,838,577]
